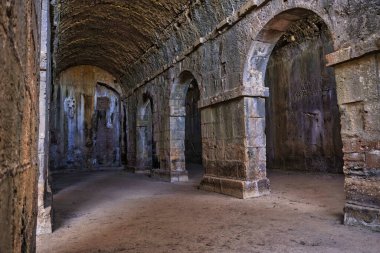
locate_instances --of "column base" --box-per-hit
[151,169,189,182]
[344,203,380,232]
[200,175,270,199]
[170,170,189,182]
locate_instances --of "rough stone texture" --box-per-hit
[51,0,380,231]
[49,65,123,171]
[334,53,380,231]
[0,0,41,251]
[265,15,343,173]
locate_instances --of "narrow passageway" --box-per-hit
[37,170,378,253]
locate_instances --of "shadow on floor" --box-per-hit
[37,169,379,253]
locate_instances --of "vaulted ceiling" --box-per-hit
[55,0,190,77]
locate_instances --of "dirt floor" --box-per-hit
[37,166,379,253]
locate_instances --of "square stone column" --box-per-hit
[167,115,189,182]
[151,95,190,183]
[332,53,380,231]
[200,96,270,199]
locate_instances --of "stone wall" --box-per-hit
[49,65,123,171]
[122,0,379,90]
[0,0,41,252]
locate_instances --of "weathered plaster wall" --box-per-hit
[265,15,343,173]
[50,65,122,171]
[0,0,41,252]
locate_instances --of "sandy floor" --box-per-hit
[37,166,379,253]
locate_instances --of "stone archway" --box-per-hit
[168,71,203,182]
[185,79,203,178]
[243,7,344,200]
[264,13,343,174]
[93,83,122,167]
[136,93,154,173]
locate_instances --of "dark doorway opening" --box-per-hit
[265,14,343,174]
[185,79,203,178]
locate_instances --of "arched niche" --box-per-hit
[169,71,203,181]
[93,82,122,167]
[135,92,154,173]
[242,8,343,196]
[244,8,335,88]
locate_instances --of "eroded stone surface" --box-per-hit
[0,0,41,251]
[49,66,123,171]
[334,54,380,231]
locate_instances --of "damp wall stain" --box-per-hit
[50,65,122,171]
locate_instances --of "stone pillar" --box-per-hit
[157,75,193,183]
[199,87,270,198]
[37,0,52,235]
[244,96,270,194]
[135,100,153,174]
[168,111,189,182]
[328,49,380,231]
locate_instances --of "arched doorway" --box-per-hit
[243,8,343,202]
[185,79,203,178]
[93,83,122,167]
[264,14,343,174]
[169,71,203,181]
[136,93,156,173]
